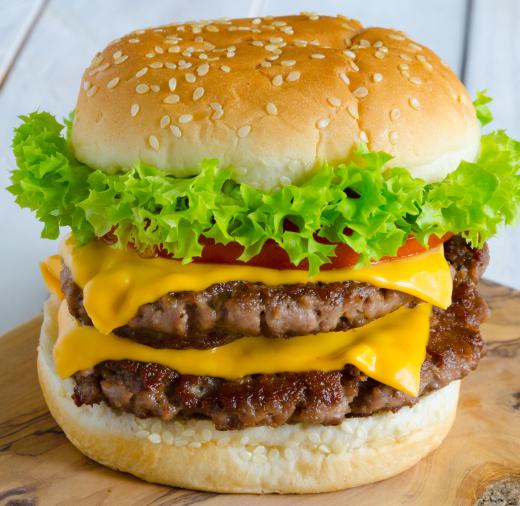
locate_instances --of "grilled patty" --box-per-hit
[72,236,489,430]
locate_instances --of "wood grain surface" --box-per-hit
[0,280,519,505]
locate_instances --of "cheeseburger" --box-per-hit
[8,13,520,494]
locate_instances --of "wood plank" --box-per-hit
[463,0,520,292]
[0,0,253,335]
[0,0,47,88]
[0,281,519,504]
[257,0,467,74]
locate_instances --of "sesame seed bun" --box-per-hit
[71,14,480,190]
[38,295,459,493]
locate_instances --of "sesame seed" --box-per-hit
[409,97,421,110]
[260,61,271,68]
[238,125,251,138]
[114,55,128,65]
[170,124,182,138]
[389,33,406,41]
[178,60,191,69]
[179,114,193,124]
[220,65,230,72]
[135,83,149,94]
[91,53,103,66]
[350,61,360,72]
[86,85,98,97]
[150,85,160,92]
[409,42,422,52]
[328,96,341,107]
[168,78,177,92]
[136,67,148,78]
[339,71,350,85]
[353,86,368,98]
[400,53,413,62]
[112,50,122,60]
[163,94,180,104]
[319,444,331,454]
[251,40,264,47]
[343,49,356,59]
[309,14,319,20]
[160,115,171,128]
[150,61,164,69]
[192,86,204,100]
[155,46,164,54]
[197,63,209,76]
[390,108,401,121]
[310,53,325,59]
[252,17,261,25]
[347,103,359,119]
[316,118,330,129]
[211,108,223,120]
[129,38,140,43]
[375,50,385,59]
[149,135,160,150]
[148,433,161,444]
[130,103,140,117]
[88,62,109,77]
[266,102,278,115]
[281,60,296,66]
[359,39,371,47]
[165,62,177,69]
[272,74,283,86]
[269,36,283,44]
[145,52,155,59]
[168,46,181,53]
[409,76,422,85]
[286,70,301,82]
[266,55,279,61]
[206,24,219,32]
[185,73,196,83]
[389,131,399,144]
[107,77,119,89]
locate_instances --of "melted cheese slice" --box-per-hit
[40,255,64,300]
[55,236,452,335]
[54,300,431,396]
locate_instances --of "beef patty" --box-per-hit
[72,236,489,430]
[62,235,488,349]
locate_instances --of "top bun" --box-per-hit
[71,14,480,190]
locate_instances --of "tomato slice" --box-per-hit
[194,233,452,270]
[102,226,452,271]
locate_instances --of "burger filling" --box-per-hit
[43,235,488,430]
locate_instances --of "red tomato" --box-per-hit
[194,233,452,270]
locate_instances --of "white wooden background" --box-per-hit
[0,0,519,334]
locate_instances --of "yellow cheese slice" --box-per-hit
[56,236,452,335]
[40,255,63,300]
[54,300,431,396]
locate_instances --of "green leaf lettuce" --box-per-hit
[7,107,520,275]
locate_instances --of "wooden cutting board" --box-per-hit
[1,280,519,506]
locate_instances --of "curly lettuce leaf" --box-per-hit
[7,111,520,275]
[474,90,494,127]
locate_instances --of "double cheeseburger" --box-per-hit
[8,13,520,494]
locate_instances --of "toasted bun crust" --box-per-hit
[71,14,479,190]
[39,296,459,493]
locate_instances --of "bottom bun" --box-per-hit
[38,296,459,494]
